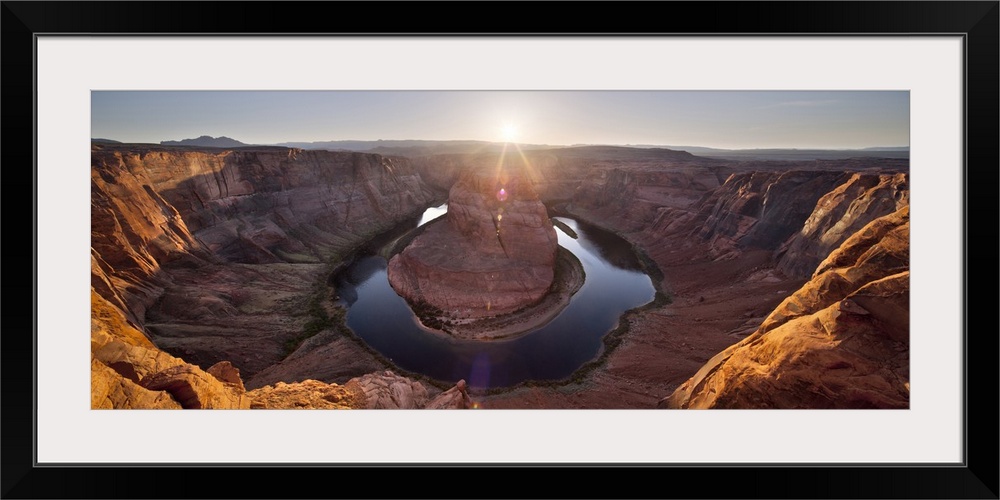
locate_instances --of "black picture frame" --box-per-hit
[3,2,997,498]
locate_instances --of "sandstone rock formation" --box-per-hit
[91,358,182,409]
[91,289,251,409]
[94,278,471,410]
[387,169,558,319]
[139,363,251,409]
[245,372,471,409]
[92,146,436,272]
[570,166,908,278]
[686,170,847,259]
[91,153,210,325]
[423,379,474,409]
[246,379,366,409]
[775,172,908,278]
[468,155,907,410]
[91,145,440,387]
[414,146,726,210]
[350,370,471,409]
[660,206,909,409]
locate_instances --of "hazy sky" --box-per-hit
[92,91,908,149]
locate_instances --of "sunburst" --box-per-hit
[500,123,519,143]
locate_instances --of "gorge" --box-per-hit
[90,142,910,409]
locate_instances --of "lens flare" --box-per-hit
[469,352,491,390]
[496,187,508,202]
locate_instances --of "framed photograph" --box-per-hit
[4,1,996,498]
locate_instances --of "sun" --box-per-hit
[500,123,519,143]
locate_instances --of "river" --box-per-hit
[333,204,655,389]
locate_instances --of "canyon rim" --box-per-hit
[89,90,911,411]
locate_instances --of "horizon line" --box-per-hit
[93,137,911,151]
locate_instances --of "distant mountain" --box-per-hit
[161,136,249,148]
[275,139,486,152]
[275,140,387,151]
[91,138,121,144]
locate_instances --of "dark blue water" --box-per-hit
[334,206,655,389]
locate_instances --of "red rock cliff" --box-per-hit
[90,144,463,408]
[660,206,910,409]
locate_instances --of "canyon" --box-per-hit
[90,142,909,409]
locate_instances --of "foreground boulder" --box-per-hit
[91,357,183,409]
[246,371,472,409]
[140,363,251,409]
[92,288,252,409]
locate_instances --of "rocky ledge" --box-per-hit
[93,284,472,410]
[247,371,472,409]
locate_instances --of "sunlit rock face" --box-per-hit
[245,371,471,409]
[775,172,909,278]
[660,206,910,409]
[388,169,558,320]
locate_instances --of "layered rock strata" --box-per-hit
[775,172,909,277]
[479,161,908,409]
[92,145,437,270]
[93,281,472,409]
[387,170,558,320]
[660,206,910,409]
[90,145,471,409]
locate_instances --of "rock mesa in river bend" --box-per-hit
[388,169,558,320]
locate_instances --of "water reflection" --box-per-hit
[417,204,448,226]
[568,218,644,272]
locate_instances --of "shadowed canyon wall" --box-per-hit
[90,145,469,409]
